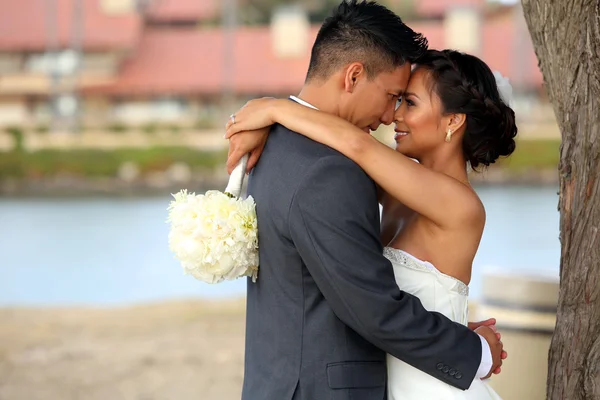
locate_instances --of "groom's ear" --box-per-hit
[343,63,365,93]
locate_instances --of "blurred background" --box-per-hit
[0,0,559,399]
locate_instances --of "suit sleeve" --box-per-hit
[288,155,482,390]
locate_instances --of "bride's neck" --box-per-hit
[419,150,470,186]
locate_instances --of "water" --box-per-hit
[0,186,560,306]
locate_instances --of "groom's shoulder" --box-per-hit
[265,124,373,188]
[291,155,377,215]
[269,124,359,167]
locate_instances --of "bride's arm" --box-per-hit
[227,98,482,227]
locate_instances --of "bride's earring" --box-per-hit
[445,129,453,143]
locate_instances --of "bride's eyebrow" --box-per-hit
[402,91,420,99]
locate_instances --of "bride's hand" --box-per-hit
[225,97,278,136]
[475,326,504,379]
[469,318,507,375]
[225,98,279,174]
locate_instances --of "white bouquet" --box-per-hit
[167,155,259,283]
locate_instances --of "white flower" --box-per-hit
[167,189,259,284]
[493,71,513,106]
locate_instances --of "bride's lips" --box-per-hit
[394,131,409,141]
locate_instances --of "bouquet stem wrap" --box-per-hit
[225,154,248,198]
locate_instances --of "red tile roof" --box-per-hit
[481,12,543,88]
[415,14,543,89]
[85,26,319,96]
[144,0,219,22]
[0,0,141,51]
[414,0,486,17]
[85,17,542,97]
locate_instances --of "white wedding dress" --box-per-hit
[383,247,502,400]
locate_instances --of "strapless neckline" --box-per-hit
[383,247,469,296]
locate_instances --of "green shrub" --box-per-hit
[194,116,217,130]
[5,126,25,152]
[142,123,158,135]
[0,147,228,179]
[108,123,128,133]
[497,139,560,171]
[167,124,181,134]
[35,124,50,134]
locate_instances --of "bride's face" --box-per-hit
[392,68,447,160]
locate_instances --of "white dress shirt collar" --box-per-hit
[289,95,319,110]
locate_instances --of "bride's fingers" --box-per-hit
[224,127,237,139]
[225,121,246,139]
[225,110,248,133]
[225,112,239,130]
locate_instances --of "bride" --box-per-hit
[225,49,517,399]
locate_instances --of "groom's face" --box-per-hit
[341,63,411,133]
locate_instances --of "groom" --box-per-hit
[234,1,504,399]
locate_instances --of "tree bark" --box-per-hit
[521,1,600,399]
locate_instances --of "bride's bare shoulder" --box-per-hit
[464,185,486,226]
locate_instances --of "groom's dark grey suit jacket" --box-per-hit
[242,124,482,400]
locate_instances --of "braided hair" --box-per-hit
[415,50,517,169]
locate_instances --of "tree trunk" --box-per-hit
[521,1,600,399]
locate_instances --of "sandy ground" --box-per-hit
[0,299,247,400]
[0,299,552,400]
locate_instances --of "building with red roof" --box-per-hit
[144,0,220,25]
[0,0,141,52]
[0,0,545,128]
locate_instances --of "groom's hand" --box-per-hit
[469,318,508,375]
[468,317,496,331]
[475,325,504,379]
[227,128,268,174]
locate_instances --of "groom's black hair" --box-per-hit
[306,0,428,82]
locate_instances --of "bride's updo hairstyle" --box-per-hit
[415,50,517,169]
